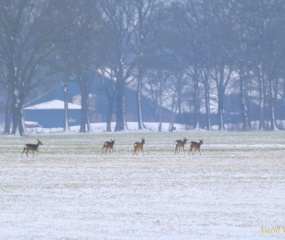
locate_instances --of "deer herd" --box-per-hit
[175,138,204,155]
[21,137,203,157]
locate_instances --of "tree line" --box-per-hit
[0,0,285,135]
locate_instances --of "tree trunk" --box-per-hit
[79,81,90,133]
[80,97,88,133]
[217,67,225,130]
[158,80,162,132]
[217,88,224,130]
[106,109,112,132]
[158,110,162,132]
[123,95,128,130]
[258,64,266,130]
[268,76,278,130]
[193,69,200,129]
[11,95,25,136]
[202,69,211,130]
[153,74,164,132]
[115,79,126,131]
[63,81,70,132]
[105,91,115,132]
[106,95,115,132]
[239,68,251,131]
[100,71,115,132]
[136,73,144,129]
[169,96,177,132]
[4,94,11,134]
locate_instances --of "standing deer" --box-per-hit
[133,138,145,155]
[102,139,115,154]
[189,139,203,155]
[174,138,188,154]
[22,139,43,157]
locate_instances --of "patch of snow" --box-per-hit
[69,122,194,133]
[24,99,81,110]
[0,131,284,239]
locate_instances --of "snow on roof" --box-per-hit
[24,99,81,110]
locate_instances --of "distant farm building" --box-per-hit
[23,74,172,128]
[23,99,81,128]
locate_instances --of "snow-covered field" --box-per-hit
[1,128,285,239]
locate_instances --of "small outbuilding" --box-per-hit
[23,99,81,128]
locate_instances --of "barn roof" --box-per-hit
[24,99,81,110]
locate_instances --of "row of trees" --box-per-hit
[0,0,285,135]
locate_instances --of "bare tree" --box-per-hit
[99,0,137,131]
[144,68,169,131]
[202,0,237,130]
[98,68,116,132]
[96,17,118,132]
[55,0,102,133]
[167,72,187,132]
[132,0,160,129]
[231,0,285,130]
[0,51,10,133]
[0,0,60,135]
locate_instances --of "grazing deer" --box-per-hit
[189,139,203,155]
[174,138,188,154]
[22,139,43,157]
[133,138,145,155]
[102,139,115,154]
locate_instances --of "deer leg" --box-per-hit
[26,148,30,157]
[22,147,26,156]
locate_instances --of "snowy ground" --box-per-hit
[0,127,285,239]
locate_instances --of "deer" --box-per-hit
[22,139,43,157]
[133,138,145,155]
[174,138,188,154]
[102,139,115,154]
[189,139,203,155]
